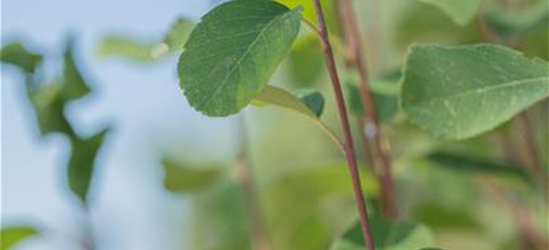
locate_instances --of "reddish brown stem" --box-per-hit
[312,1,376,250]
[337,0,399,219]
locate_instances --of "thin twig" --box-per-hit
[337,0,398,219]
[311,1,376,250]
[236,116,273,250]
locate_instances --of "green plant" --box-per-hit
[170,0,547,250]
[1,38,110,250]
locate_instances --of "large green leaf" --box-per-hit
[68,128,109,204]
[162,158,224,193]
[331,214,434,250]
[0,43,43,73]
[0,226,38,250]
[179,0,302,116]
[401,44,549,139]
[417,0,482,26]
[97,18,193,62]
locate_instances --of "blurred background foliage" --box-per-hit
[1,0,548,250]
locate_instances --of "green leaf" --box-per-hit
[97,18,194,62]
[97,36,156,62]
[484,1,548,38]
[28,84,73,136]
[179,0,302,117]
[0,226,38,250]
[162,18,194,51]
[401,44,549,139]
[296,89,325,117]
[346,76,400,123]
[191,178,251,250]
[62,41,91,101]
[0,43,43,73]
[68,128,110,204]
[264,162,378,250]
[426,152,532,183]
[331,214,434,250]
[255,85,323,119]
[417,0,482,26]
[287,34,324,87]
[162,158,224,193]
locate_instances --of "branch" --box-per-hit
[337,0,398,219]
[311,1,376,250]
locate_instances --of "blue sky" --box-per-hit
[1,1,237,250]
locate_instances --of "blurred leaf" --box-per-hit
[265,163,378,250]
[401,44,549,139]
[0,43,43,73]
[255,85,324,119]
[426,152,532,183]
[162,158,224,193]
[396,3,481,49]
[162,18,194,50]
[97,17,194,63]
[412,202,482,230]
[346,80,399,122]
[62,41,91,101]
[68,128,110,204]
[417,0,482,26]
[484,1,548,38]
[522,24,548,59]
[97,37,156,62]
[0,226,38,250]
[179,0,302,116]
[287,34,324,87]
[191,178,251,250]
[331,214,434,250]
[28,84,73,136]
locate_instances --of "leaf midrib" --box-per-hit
[200,8,296,111]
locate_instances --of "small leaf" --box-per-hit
[97,36,156,62]
[62,40,91,101]
[0,43,43,73]
[255,85,323,119]
[97,18,194,63]
[296,89,325,117]
[0,226,38,250]
[331,214,434,250]
[401,44,549,139]
[162,18,194,51]
[417,0,482,26]
[179,0,302,116]
[426,152,532,183]
[68,128,110,204]
[162,158,224,193]
[28,84,73,136]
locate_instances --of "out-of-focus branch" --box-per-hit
[235,116,273,250]
[336,0,398,219]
